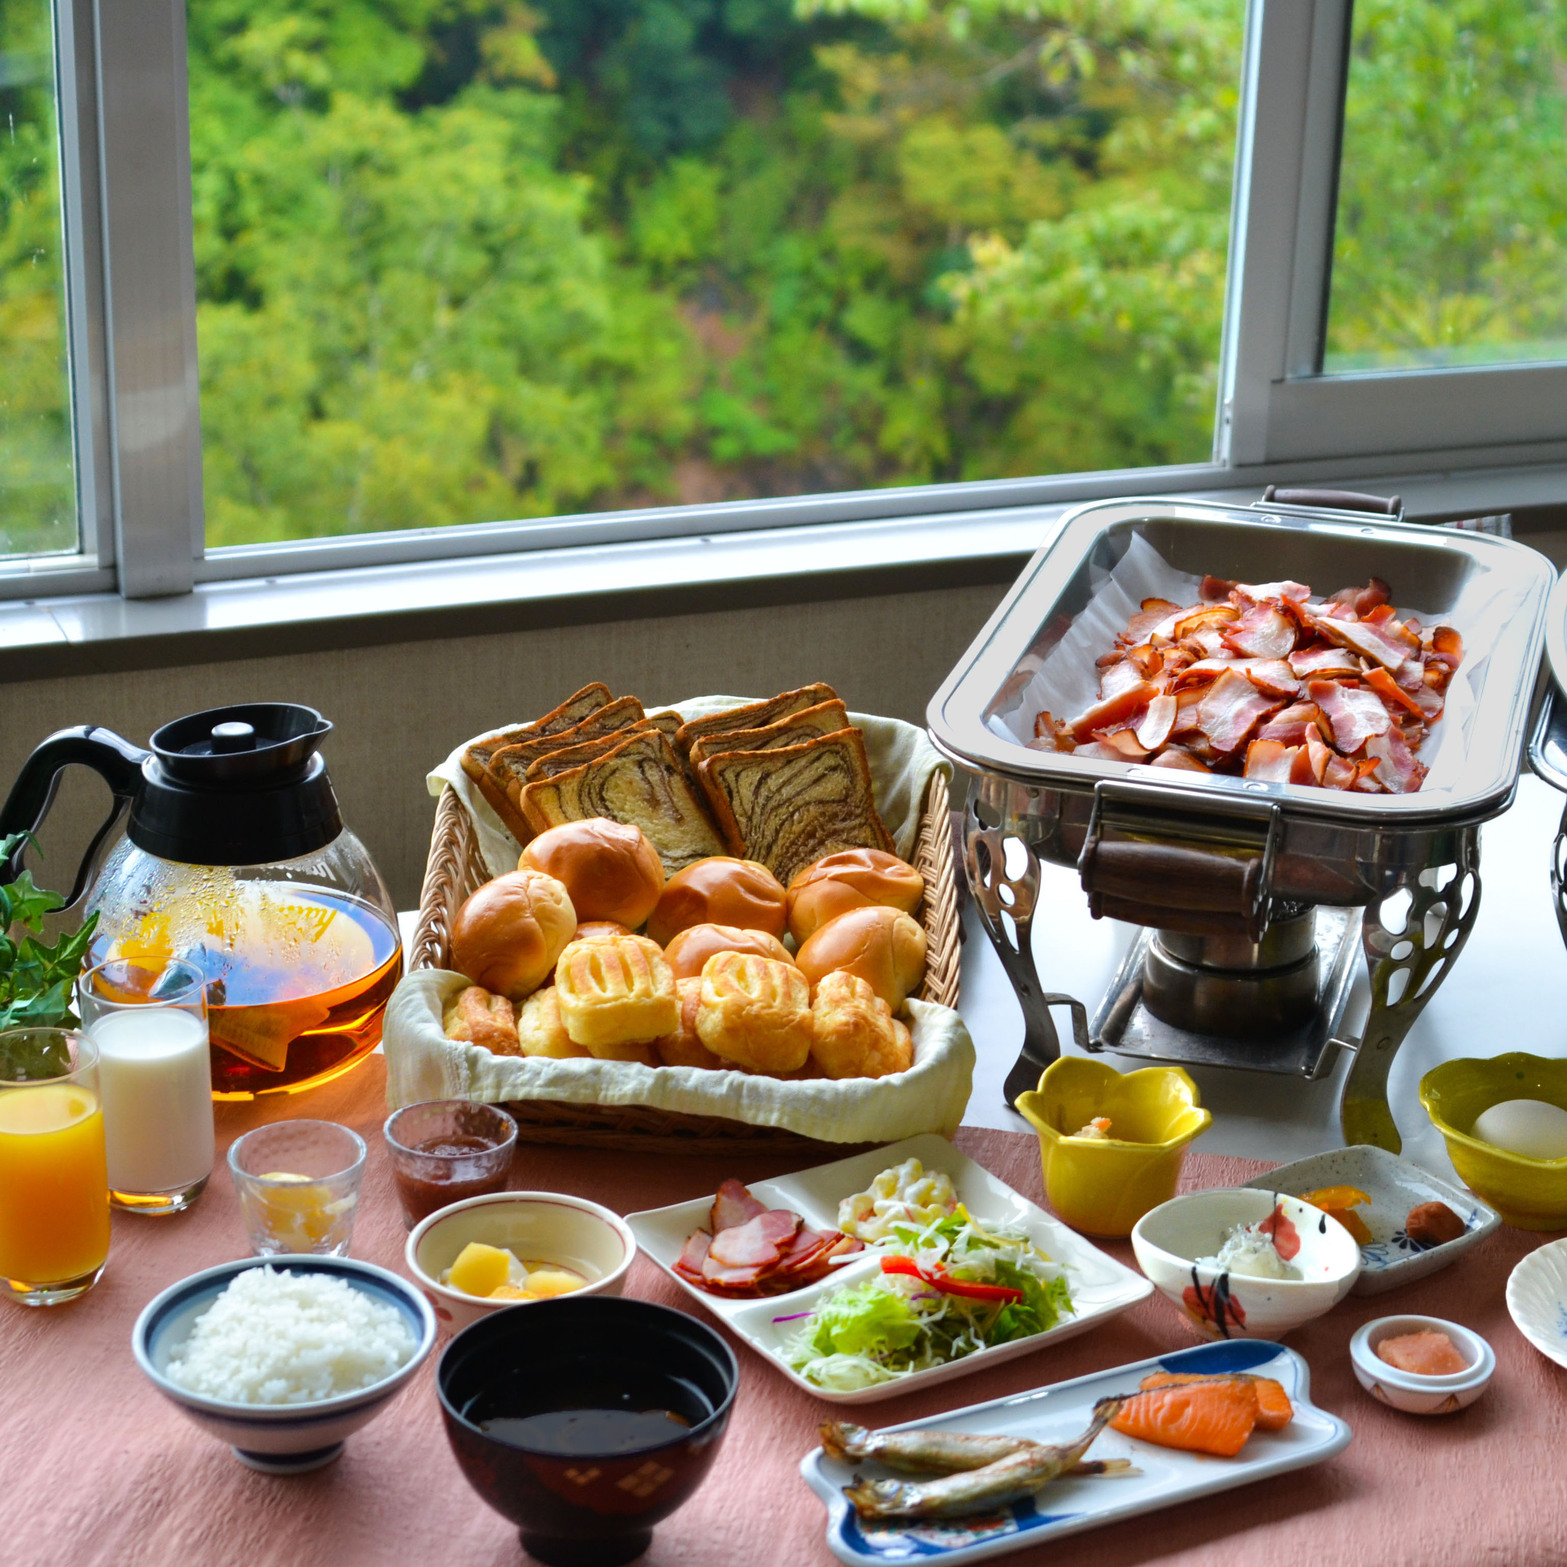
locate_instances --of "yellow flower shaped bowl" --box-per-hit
[1015,1057,1212,1238]
[1419,1054,1567,1230]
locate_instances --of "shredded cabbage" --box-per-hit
[781,1204,1074,1390]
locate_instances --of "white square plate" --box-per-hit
[626,1133,1152,1404]
[801,1339,1350,1564]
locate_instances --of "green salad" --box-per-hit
[779,1206,1074,1392]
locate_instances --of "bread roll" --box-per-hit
[555,933,679,1053]
[809,971,910,1079]
[696,952,814,1075]
[646,857,788,947]
[654,976,725,1069]
[574,920,631,943]
[515,987,588,1059]
[795,904,926,1011]
[442,986,519,1056]
[519,818,665,928]
[664,922,793,980]
[450,869,577,1000]
[787,848,924,944]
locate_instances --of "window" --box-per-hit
[5,0,1567,600]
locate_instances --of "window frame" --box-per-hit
[10,0,1566,605]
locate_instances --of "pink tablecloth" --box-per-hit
[4,1056,1566,1567]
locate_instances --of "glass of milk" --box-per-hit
[77,958,213,1215]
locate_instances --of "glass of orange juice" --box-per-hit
[0,1028,111,1306]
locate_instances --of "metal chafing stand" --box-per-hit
[1527,569,1567,943]
[927,492,1555,1151]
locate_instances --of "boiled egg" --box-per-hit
[1471,1098,1567,1161]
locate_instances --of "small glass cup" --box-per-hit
[0,1028,111,1305]
[78,957,213,1215]
[229,1120,366,1257]
[384,1101,517,1229]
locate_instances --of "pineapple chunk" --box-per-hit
[447,1242,515,1298]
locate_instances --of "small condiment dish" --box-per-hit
[1242,1143,1499,1295]
[1016,1058,1212,1237]
[132,1255,437,1473]
[1132,1187,1361,1339]
[438,1296,739,1567]
[1419,1054,1567,1229]
[406,1190,636,1334]
[1348,1314,1495,1415]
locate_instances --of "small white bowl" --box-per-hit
[1348,1315,1495,1415]
[132,1255,437,1473]
[405,1190,636,1334]
[1505,1236,1567,1372]
[1132,1187,1361,1340]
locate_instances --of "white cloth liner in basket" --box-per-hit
[381,698,975,1141]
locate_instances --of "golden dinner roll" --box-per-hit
[515,986,588,1059]
[787,848,924,944]
[574,920,631,943]
[696,952,814,1075]
[796,904,926,1011]
[449,869,577,1000]
[519,818,665,928]
[442,985,519,1056]
[654,976,726,1069]
[555,934,679,1052]
[809,971,911,1079]
[646,857,788,947]
[664,923,793,981]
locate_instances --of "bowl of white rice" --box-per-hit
[132,1256,437,1473]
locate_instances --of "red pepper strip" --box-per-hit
[880,1255,1024,1305]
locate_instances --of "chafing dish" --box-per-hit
[929,492,1555,1150]
[1526,567,1567,945]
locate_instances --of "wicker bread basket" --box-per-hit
[410,769,962,1154]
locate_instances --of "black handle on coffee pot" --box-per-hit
[0,726,149,907]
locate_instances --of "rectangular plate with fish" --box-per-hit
[627,1133,1152,1405]
[801,1339,1350,1564]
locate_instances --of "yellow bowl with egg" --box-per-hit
[1015,1058,1212,1238]
[1419,1054,1567,1230]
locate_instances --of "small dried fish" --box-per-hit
[840,1397,1125,1521]
[821,1421,1138,1481]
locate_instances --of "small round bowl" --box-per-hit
[437,1296,739,1567]
[1348,1315,1495,1415]
[406,1190,636,1334]
[384,1100,517,1230]
[132,1255,437,1473]
[1132,1187,1362,1339]
[1015,1057,1212,1237]
[1419,1054,1567,1229]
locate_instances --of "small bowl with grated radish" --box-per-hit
[132,1255,437,1473]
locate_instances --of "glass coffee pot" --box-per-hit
[0,704,401,1099]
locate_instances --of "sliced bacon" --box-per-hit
[707,1208,801,1269]
[1355,578,1391,616]
[1196,670,1282,755]
[1149,746,1212,772]
[1090,731,1150,761]
[1241,659,1300,697]
[1223,605,1298,660]
[1233,580,1311,606]
[1304,731,1332,784]
[675,1231,712,1285]
[1068,681,1160,741]
[1428,626,1464,670]
[1365,725,1428,794]
[1308,679,1391,754]
[1362,602,1396,625]
[1243,739,1297,782]
[1394,655,1426,692]
[1174,604,1240,640]
[1199,575,1237,601]
[711,1178,767,1234]
[1290,646,1362,679]
[1257,701,1327,745]
[1322,753,1359,790]
[1100,660,1149,700]
[1365,665,1425,719]
[1307,612,1417,672]
[1135,694,1178,750]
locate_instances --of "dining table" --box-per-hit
[7,774,1567,1567]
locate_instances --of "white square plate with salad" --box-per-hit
[626,1133,1152,1404]
[802,1339,1351,1564]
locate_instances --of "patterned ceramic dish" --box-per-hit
[1347,1314,1495,1415]
[1242,1145,1499,1296]
[802,1339,1350,1566]
[628,1133,1151,1405]
[1131,1188,1360,1339]
[132,1255,437,1473]
[1505,1237,1567,1372]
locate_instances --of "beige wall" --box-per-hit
[1,583,1005,909]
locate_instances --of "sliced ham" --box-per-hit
[1196,670,1282,755]
[1135,694,1178,750]
[707,1208,802,1269]
[675,1231,712,1284]
[1308,679,1392,754]
[711,1178,767,1234]
[1068,681,1160,741]
[1223,605,1298,660]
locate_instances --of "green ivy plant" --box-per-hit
[0,833,99,1079]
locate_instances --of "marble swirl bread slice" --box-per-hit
[686,700,849,770]
[673,683,839,759]
[697,728,896,887]
[460,682,612,839]
[523,721,657,782]
[519,729,726,873]
[490,696,647,810]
